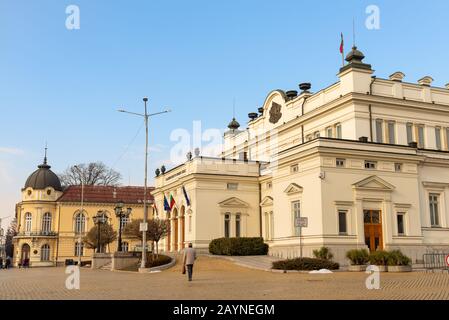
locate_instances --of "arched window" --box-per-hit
[122,242,129,253]
[25,213,32,232]
[75,242,84,257]
[75,212,86,234]
[41,244,50,261]
[42,212,52,234]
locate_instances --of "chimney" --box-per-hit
[418,76,434,86]
[389,72,405,82]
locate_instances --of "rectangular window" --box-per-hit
[336,158,346,168]
[388,121,396,144]
[292,201,301,236]
[335,124,342,139]
[365,160,377,170]
[418,125,425,148]
[291,164,299,173]
[429,194,440,227]
[224,214,230,238]
[446,128,449,150]
[376,119,383,143]
[406,123,414,144]
[394,163,403,172]
[397,214,405,235]
[338,210,347,234]
[326,127,333,138]
[227,183,238,190]
[435,127,442,150]
[235,214,241,238]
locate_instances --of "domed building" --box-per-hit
[13,151,154,267]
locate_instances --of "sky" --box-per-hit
[1,0,449,227]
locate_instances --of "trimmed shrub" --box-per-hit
[312,247,334,261]
[368,250,390,266]
[209,237,269,256]
[346,249,369,265]
[145,254,172,268]
[272,257,340,271]
[387,250,411,266]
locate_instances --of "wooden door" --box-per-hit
[363,210,383,252]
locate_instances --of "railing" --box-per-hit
[16,231,58,237]
[423,253,449,272]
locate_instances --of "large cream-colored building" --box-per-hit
[154,46,449,265]
[13,157,154,267]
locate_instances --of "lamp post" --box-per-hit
[114,201,132,252]
[118,98,171,269]
[73,165,84,266]
[93,211,107,254]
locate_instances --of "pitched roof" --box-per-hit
[57,185,154,204]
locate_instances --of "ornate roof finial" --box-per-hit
[44,142,48,165]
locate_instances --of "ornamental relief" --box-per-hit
[269,102,282,124]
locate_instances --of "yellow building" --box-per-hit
[13,156,154,267]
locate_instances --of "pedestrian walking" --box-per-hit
[5,256,11,269]
[182,243,197,281]
[0,256,3,269]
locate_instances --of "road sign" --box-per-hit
[295,217,308,228]
[139,222,148,232]
[446,254,449,267]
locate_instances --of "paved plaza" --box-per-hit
[0,256,449,300]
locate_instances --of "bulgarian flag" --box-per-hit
[340,32,345,67]
[169,194,176,210]
[340,32,344,54]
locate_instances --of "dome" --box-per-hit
[345,46,365,63]
[24,157,62,191]
[227,118,240,130]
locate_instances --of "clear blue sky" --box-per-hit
[1,0,449,224]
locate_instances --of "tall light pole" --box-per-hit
[118,98,171,269]
[74,165,84,266]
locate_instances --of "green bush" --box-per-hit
[312,247,334,261]
[272,257,339,271]
[345,249,369,265]
[368,250,390,266]
[387,250,411,266]
[209,237,269,256]
[145,254,172,268]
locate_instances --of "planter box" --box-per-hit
[388,265,412,272]
[347,265,367,272]
[374,265,388,272]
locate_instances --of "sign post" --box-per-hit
[295,217,308,258]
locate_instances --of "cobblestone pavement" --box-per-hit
[1,256,448,300]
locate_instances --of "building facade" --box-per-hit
[13,157,154,267]
[154,46,449,265]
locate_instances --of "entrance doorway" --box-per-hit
[363,210,383,252]
[21,244,30,265]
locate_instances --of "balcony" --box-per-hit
[16,231,58,238]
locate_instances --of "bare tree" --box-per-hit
[5,219,18,258]
[83,224,117,252]
[123,218,170,259]
[59,162,122,187]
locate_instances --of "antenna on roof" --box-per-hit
[352,17,356,48]
[233,97,236,119]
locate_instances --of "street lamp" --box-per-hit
[114,201,132,252]
[118,97,171,269]
[73,165,84,266]
[93,211,107,254]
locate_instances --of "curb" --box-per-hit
[139,255,177,273]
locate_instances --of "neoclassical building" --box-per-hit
[13,156,154,267]
[153,46,449,265]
